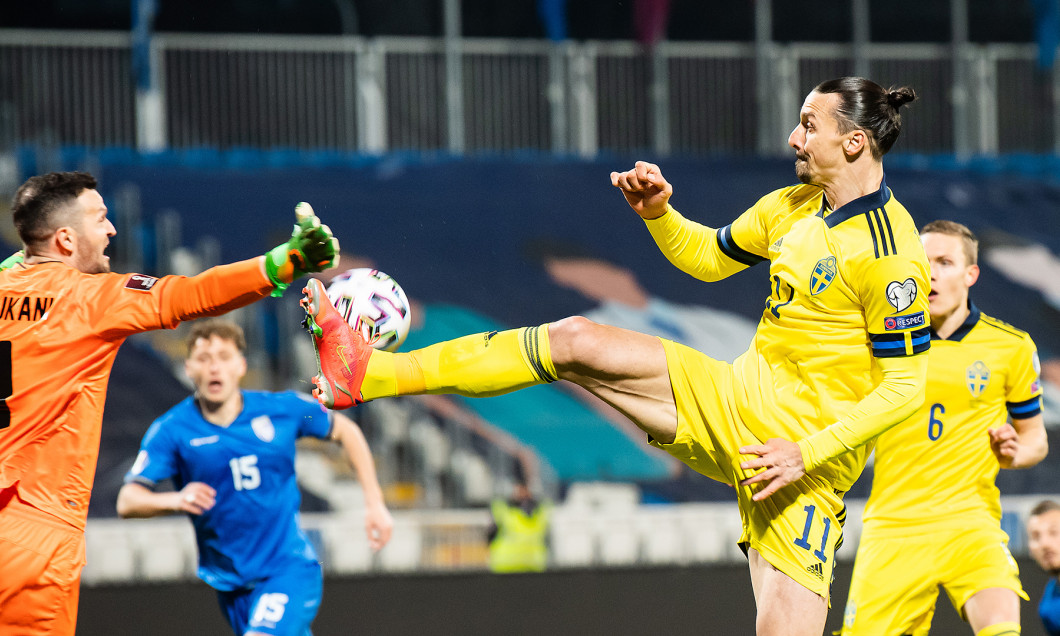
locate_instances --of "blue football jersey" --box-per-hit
[1042,578,1060,636]
[125,390,332,591]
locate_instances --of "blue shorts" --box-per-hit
[216,561,323,636]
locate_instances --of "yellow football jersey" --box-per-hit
[864,305,1042,527]
[647,176,930,492]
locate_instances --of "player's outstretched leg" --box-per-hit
[301,278,372,408]
[301,283,674,442]
[301,279,559,409]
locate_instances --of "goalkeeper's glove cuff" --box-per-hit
[0,250,25,271]
[264,238,299,297]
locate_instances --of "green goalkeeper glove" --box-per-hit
[264,203,339,297]
[0,250,24,271]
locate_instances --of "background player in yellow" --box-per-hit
[842,220,1048,636]
[302,77,930,636]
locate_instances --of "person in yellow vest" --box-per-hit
[488,483,552,573]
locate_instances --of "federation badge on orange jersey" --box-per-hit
[125,274,159,291]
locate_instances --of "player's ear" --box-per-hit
[965,263,980,287]
[236,352,248,380]
[54,226,76,255]
[844,130,867,157]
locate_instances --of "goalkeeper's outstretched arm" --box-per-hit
[263,202,340,296]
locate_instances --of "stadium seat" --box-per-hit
[295,450,337,499]
[449,449,493,506]
[638,509,685,565]
[549,510,596,568]
[367,399,413,446]
[564,482,640,512]
[377,519,423,572]
[131,521,194,581]
[409,416,451,478]
[324,480,367,512]
[316,516,374,574]
[596,513,640,566]
[680,507,733,563]
[84,521,137,584]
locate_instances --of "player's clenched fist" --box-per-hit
[988,423,1020,468]
[264,202,340,296]
[610,160,673,220]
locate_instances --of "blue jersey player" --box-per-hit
[1029,501,1060,636]
[117,319,392,636]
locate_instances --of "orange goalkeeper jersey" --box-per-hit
[0,259,273,529]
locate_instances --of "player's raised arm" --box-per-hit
[610,160,673,220]
[131,202,340,330]
[613,161,773,284]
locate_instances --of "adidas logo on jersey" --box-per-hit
[806,562,824,581]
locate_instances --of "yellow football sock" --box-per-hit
[975,622,1020,636]
[361,325,557,400]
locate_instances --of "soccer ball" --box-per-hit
[325,268,412,352]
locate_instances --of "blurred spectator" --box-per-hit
[487,482,552,573]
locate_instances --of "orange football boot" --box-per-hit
[300,278,373,409]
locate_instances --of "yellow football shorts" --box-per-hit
[841,521,1026,635]
[649,339,846,599]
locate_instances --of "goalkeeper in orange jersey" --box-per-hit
[301,77,930,636]
[0,170,339,636]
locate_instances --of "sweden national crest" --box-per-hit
[809,256,837,296]
[966,360,990,398]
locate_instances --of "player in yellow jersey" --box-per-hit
[842,220,1048,636]
[303,77,930,636]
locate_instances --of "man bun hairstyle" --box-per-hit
[887,87,917,109]
[814,77,917,160]
[12,171,98,251]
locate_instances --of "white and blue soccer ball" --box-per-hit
[325,268,412,352]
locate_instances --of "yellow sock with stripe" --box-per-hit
[360,325,557,400]
[975,622,1020,636]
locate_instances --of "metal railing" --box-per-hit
[2,29,1057,159]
